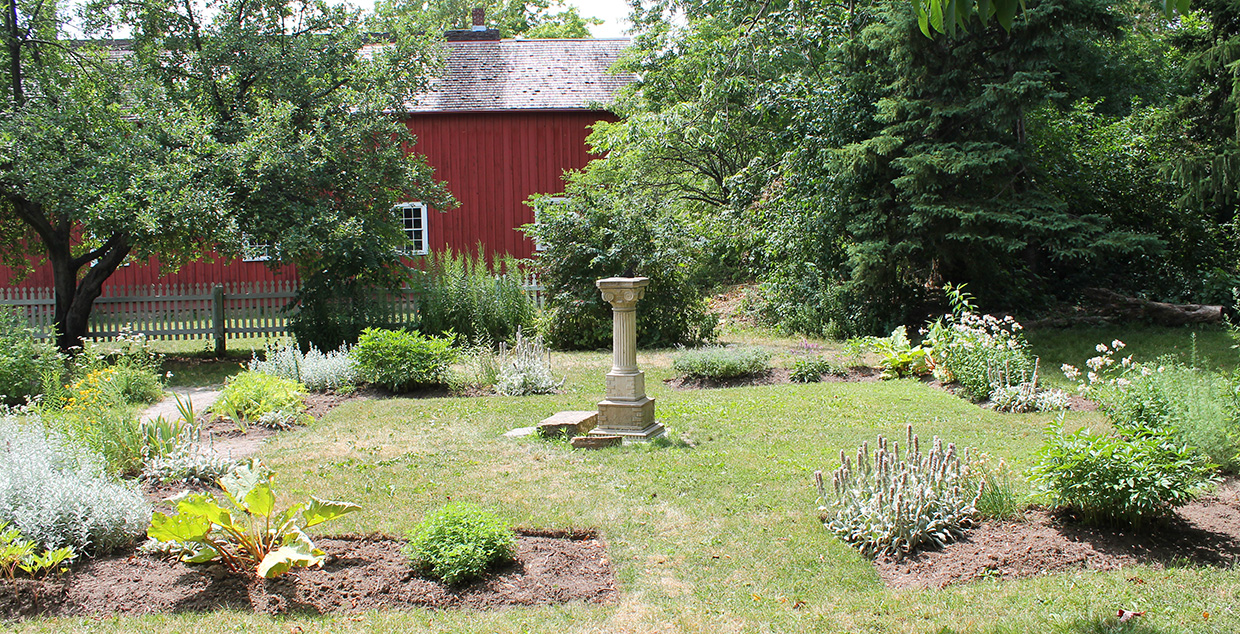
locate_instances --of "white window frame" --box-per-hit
[533,197,568,252]
[241,235,272,262]
[396,202,430,256]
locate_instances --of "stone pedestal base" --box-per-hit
[593,396,665,440]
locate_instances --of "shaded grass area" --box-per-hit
[1026,324,1237,381]
[18,328,1237,632]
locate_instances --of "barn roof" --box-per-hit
[405,38,634,113]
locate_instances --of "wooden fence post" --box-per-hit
[212,285,226,357]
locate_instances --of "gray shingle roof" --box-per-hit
[406,38,633,113]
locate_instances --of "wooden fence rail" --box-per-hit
[0,277,545,354]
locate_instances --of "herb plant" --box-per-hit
[403,503,516,584]
[249,340,358,392]
[854,327,930,379]
[815,424,982,558]
[495,330,561,396]
[790,356,842,383]
[671,345,771,380]
[0,523,74,580]
[147,461,361,578]
[210,371,308,430]
[353,327,458,391]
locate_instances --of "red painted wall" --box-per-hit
[0,109,612,289]
[402,110,612,260]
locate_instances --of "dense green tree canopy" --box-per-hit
[0,0,453,351]
[371,0,602,38]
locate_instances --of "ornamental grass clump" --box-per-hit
[815,424,981,558]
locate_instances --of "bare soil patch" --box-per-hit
[0,531,614,620]
[876,495,1240,589]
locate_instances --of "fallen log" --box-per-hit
[1081,288,1224,327]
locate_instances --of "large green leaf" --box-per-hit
[243,482,276,518]
[183,545,221,564]
[302,497,363,527]
[219,461,264,506]
[257,537,324,578]
[148,511,210,543]
[176,495,231,527]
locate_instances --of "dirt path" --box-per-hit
[139,387,222,425]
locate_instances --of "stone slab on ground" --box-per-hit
[570,435,622,450]
[537,411,598,438]
[504,426,539,438]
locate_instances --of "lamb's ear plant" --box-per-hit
[147,460,361,578]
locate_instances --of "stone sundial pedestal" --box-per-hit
[591,276,665,441]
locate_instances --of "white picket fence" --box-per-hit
[0,275,546,345]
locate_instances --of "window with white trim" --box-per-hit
[241,235,271,262]
[396,202,429,256]
[532,197,567,252]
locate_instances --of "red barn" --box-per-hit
[0,33,632,290]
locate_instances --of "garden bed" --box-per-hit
[0,531,614,619]
[666,366,879,390]
[877,492,1240,589]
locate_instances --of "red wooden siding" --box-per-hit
[0,109,612,289]
[402,110,613,260]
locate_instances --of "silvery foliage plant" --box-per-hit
[815,424,982,558]
[496,330,562,396]
[0,413,149,553]
[250,340,357,391]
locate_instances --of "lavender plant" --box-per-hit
[815,424,982,558]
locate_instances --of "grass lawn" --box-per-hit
[21,326,1238,633]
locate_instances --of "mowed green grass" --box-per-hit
[19,327,1239,633]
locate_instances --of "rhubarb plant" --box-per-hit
[147,461,360,578]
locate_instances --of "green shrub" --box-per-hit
[1028,418,1218,529]
[353,328,458,391]
[413,248,535,346]
[211,371,308,429]
[672,346,771,380]
[42,365,147,475]
[403,503,515,585]
[0,307,64,406]
[528,195,717,350]
[815,424,981,558]
[110,365,165,405]
[789,356,842,383]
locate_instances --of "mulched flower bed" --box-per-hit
[876,494,1240,589]
[0,530,615,619]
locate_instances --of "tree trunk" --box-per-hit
[1082,288,1225,327]
[50,233,132,352]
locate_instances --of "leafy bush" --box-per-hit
[671,346,771,380]
[353,328,458,391]
[528,194,717,350]
[403,503,515,584]
[413,248,536,346]
[790,356,842,383]
[249,340,358,392]
[1029,418,1218,528]
[211,371,308,429]
[0,307,63,406]
[496,331,561,396]
[924,285,1033,401]
[0,414,149,554]
[854,326,930,379]
[989,382,1069,413]
[815,424,981,558]
[148,461,361,578]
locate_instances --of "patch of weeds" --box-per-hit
[403,503,516,584]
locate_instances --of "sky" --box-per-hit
[564,0,633,38]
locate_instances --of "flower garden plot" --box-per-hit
[0,532,614,619]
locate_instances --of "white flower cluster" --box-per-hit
[1062,340,1154,392]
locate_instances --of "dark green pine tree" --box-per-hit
[831,0,1136,318]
